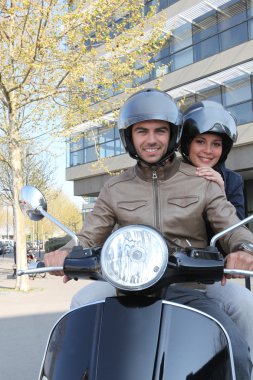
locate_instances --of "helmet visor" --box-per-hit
[118,89,182,130]
[183,106,237,142]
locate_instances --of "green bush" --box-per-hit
[45,235,71,253]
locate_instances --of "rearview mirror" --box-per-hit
[19,185,79,246]
[19,185,47,221]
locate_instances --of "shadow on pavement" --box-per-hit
[0,312,62,380]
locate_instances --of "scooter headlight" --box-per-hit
[101,225,168,291]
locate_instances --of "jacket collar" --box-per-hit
[135,154,181,181]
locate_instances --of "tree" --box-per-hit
[0,144,56,231]
[0,199,13,239]
[0,0,170,290]
[43,190,82,237]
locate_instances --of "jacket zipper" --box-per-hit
[152,170,160,230]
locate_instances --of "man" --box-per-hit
[45,88,253,379]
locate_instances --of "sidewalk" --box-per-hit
[0,255,88,380]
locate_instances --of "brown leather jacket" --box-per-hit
[68,156,253,253]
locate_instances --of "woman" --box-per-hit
[180,100,253,371]
[180,102,245,220]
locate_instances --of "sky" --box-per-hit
[52,139,84,210]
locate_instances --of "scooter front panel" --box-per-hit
[40,297,163,380]
[41,301,104,379]
[154,301,234,380]
[40,297,234,380]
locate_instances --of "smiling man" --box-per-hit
[131,120,170,164]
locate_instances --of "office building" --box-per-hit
[66,0,253,227]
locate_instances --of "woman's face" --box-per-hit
[188,133,223,168]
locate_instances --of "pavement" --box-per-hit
[0,254,89,380]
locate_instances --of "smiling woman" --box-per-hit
[179,100,244,219]
[189,133,223,167]
[188,133,225,190]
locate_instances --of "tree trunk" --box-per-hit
[14,202,29,291]
[11,140,30,291]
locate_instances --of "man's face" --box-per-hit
[132,120,170,164]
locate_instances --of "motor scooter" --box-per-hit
[18,185,253,380]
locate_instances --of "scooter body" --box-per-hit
[18,185,253,380]
[39,296,235,380]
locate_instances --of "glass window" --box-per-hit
[179,95,197,113]
[84,132,96,148]
[144,0,179,13]
[135,70,150,85]
[69,126,125,166]
[99,144,106,159]
[85,146,97,163]
[99,127,114,144]
[218,0,247,32]
[219,23,248,51]
[193,10,218,43]
[159,0,169,10]
[100,141,115,158]
[196,85,222,103]
[107,140,117,157]
[227,101,253,125]
[115,127,120,139]
[70,136,84,152]
[247,0,253,17]
[248,19,253,39]
[171,46,193,71]
[144,0,159,15]
[193,35,219,61]
[71,150,84,166]
[170,23,192,53]
[153,57,171,78]
[115,139,125,154]
[222,75,251,106]
[152,40,170,62]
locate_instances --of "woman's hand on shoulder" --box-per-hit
[196,167,225,190]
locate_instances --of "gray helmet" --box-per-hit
[118,88,183,165]
[180,100,238,164]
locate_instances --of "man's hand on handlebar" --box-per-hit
[221,251,253,285]
[44,249,71,283]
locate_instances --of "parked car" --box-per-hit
[0,241,13,255]
[5,242,13,254]
[0,241,5,255]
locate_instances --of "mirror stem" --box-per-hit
[37,206,79,246]
[210,214,253,247]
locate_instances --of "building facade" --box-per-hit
[66,0,253,228]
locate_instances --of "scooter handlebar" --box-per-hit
[224,268,253,277]
[17,265,63,276]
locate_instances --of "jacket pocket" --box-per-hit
[167,196,199,208]
[117,200,147,211]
